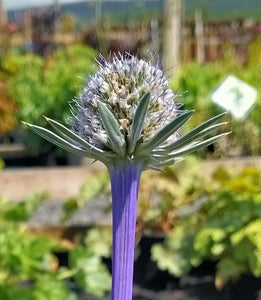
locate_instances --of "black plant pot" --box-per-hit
[228,275,261,300]
[134,235,179,291]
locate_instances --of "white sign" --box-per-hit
[211,75,257,121]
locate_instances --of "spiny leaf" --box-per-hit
[97,101,126,156]
[147,155,184,169]
[164,121,228,153]
[155,158,176,168]
[23,122,91,157]
[44,116,109,158]
[128,93,150,154]
[164,112,227,153]
[137,110,193,153]
[167,132,230,158]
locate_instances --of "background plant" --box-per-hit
[170,41,261,157]
[151,164,261,289]
[3,45,97,154]
[137,156,206,234]
[0,191,111,299]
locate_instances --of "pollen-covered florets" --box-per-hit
[72,53,179,149]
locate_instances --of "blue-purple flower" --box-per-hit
[24,53,228,300]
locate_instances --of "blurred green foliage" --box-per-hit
[0,158,4,169]
[138,156,205,233]
[1,192,48,222]
[62,171,110,221]
[70,158,261,288]
[70,227,112,297]
[84,227,112,259]
[151,163,261,288]
[0,83,17,135]
[2,45,97,154]
[171,41,261,157]
[0,192,111,299]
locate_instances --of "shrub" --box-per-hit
[6,45,97,154]
[151,165,261,288]
[0,192,111,299]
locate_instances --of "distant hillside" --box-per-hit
[7,0,261,23]
[61,0,164,23]
[185,0,261,20]
[8,1,164,24]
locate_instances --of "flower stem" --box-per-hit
[108,160,142,300]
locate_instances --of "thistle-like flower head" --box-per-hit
[73,54,179,149]
[25,53,228,169]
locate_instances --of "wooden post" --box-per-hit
[53,0,60,43]
[163,0,183,77]
[182,26,192,64]
[195,10,205,64]
[150,18,160,54]
[0,0,7,26]
[24,11,32,47]
[209,28,218,60]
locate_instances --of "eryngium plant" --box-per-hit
[24,53,228,300]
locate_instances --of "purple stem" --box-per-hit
[108,160,142,300]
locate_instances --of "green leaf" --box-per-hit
[127,93,150,154]
[3,192,47,222]
[164,112,227,152]
[84,227,112,258]
[5,287,35,300]
[44,117,106,156]
[164,122,227,153]
[216,258,246,283]
[146,156,183,169]
[69,246,111,297]
[157,158,176,168]
[151,238,194,277]
[0,159,4,170]
[80,171,108,200]
[194,228,226,257]
[23,122,96,159]
[97,101,126,156]
[138,110,193,153]
[167,132,230,158]
[62,198,81,221]
[0,286,10,300]
[151,244,190,276]
[34,274,79,300]
[160,157,184,167]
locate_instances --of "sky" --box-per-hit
[5,0,133,10]
[6,0,81,10]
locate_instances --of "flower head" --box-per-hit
[24,53,228,168]
[73,54,179,148]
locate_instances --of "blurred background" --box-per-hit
[0,0,261,299]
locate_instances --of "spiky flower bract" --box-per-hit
[24,53,228,300]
